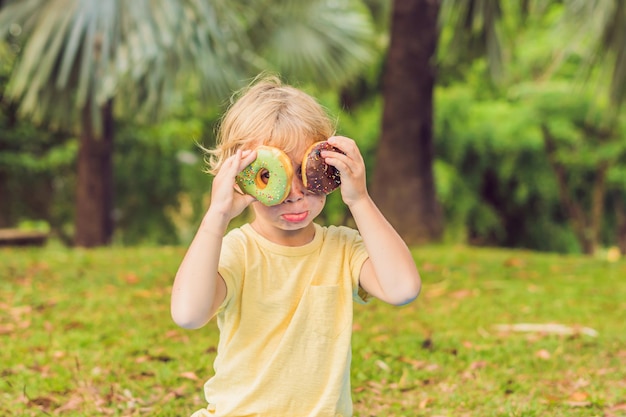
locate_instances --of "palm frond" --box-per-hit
[0,0,251,128]
[250,0,376,87]
[440,0,505,81]
[0,0,377,129]
[561,0,626,106]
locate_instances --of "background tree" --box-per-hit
[372,0,510,245]
[434,0,626,254]
[560,0,626,253]
[372,0,443,245]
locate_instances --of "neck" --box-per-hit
[251,221,316,247]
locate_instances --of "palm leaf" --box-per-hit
[0,0,376,129]
[541,0,626,108]
[0,0,250,128]
[439,0,505,81]
[249,0,375,87]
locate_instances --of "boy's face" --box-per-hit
[250,145,326,245]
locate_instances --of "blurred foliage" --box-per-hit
[434,80,626,253]
[0,42,75,238]
[1,2,626,253]
[434,85,580,252]
[431,0,626,253]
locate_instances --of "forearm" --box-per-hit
[171,209,229,329]
[349,195,421,305]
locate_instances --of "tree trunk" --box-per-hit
[616,198,626,254]
[372,0,443,245]
[74,100,114,247]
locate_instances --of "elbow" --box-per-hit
[390,287,420,306]
[390,274,421,306]
[171,305,209,330]
[173,317,205,330]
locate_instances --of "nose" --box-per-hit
[284,173,306,203]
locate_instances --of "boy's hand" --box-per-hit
[209,149,257,221]
[322,136,368,207]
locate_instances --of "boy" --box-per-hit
[171,76,421,416]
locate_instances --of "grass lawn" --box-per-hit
[1,244,625,416]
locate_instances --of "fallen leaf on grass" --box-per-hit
[420,262,439,272]
[375,360,391,372]
[54,395,84,413]
[10,305,32,318]
[130,371,155,380]
[469,361,488,370]
[0,323,15,335]
[535,349,551,360]
[437,382,457,393]
[450,289,475,299]
[163,329,191,343]
[566,400,592,408]
[504,257,525,267]
[608,403,626,411]
[398,356,440,372]
[29,396,57,409]
[372,334,391,342]
[418,397,433,409]
[122,273,140,285]
[134,289,155,298]
[135,355,150,364]
[162,385,188,402]
[494,323,599,337]
[367,380,384,395]
[568,392,590,402]
[180,371,200,381]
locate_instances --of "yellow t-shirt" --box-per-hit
[194,223,370,417]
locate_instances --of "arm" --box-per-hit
[323,137,421,306]
[171,150,256,329]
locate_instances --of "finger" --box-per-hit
[223,149,257,178]
[327,137,363,165]
[321,146,359,172]
[327,136,358,154]
[321,152,352,174]
[221,150,243,173]
[238,149,257,171]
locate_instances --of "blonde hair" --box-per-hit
[205,75,336,175]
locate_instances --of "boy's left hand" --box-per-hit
[322,136,368,207]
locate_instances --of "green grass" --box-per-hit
[1,244,625,416]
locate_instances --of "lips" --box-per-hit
[281,211,309,223]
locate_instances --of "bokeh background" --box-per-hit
[1,0,625,256]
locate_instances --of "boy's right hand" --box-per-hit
[208,149,257,222]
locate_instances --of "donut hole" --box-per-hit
[255,168,270,189]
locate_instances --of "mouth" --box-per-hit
[281,211,309,223]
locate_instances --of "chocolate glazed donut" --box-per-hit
[301,141,344,195]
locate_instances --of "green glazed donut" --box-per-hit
[235,146,294,206]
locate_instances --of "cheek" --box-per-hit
[251,202,273,216]
[308,195,326,212]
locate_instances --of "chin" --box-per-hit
[278,219,314,231]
